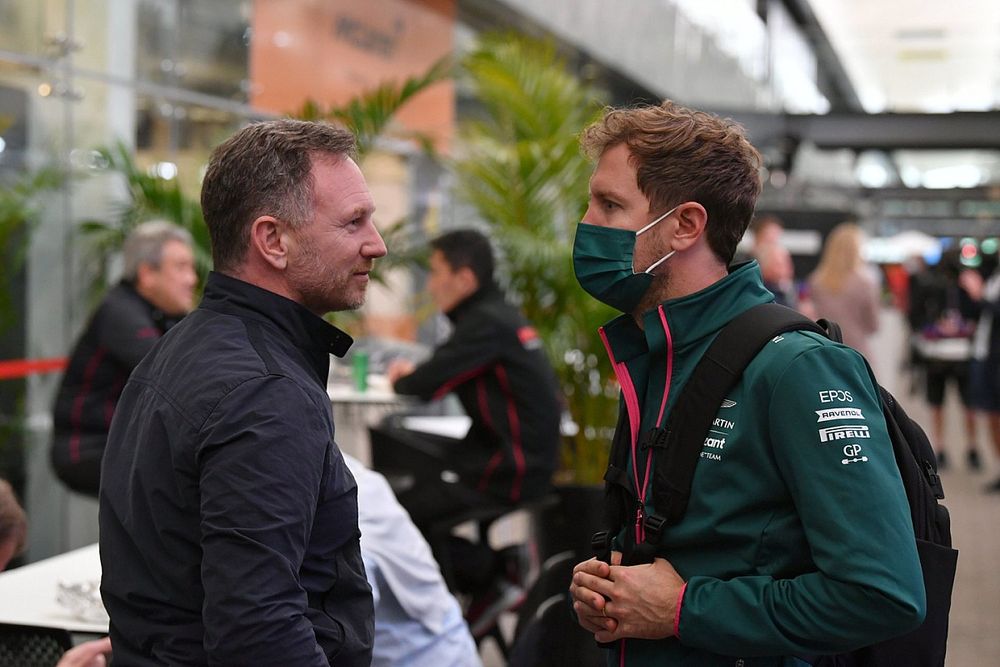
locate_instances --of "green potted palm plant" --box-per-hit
[0,162,63,497]
[454,33,617,558]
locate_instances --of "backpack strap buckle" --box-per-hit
[643,513,667,544]
[640,428,669,451]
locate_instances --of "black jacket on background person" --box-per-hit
[393,284,561,502]
[99,272,374,667]
[51,282,180,496]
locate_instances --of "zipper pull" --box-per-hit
[635,505,645,543]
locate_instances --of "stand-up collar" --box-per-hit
[445,283,502,323]
[602,261,773,361]
[199,272,354,368]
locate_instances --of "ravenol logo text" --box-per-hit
[816,408,864,423]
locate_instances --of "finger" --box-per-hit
[570,584,609,612]
[573,557,611,578]
[594,619,623,643]
[573,601,619,635]
[572,571,615,603]
[610,550,623,566]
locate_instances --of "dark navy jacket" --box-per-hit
[99,272,374,666]
[393,285,561,502]
[52,282,179,495]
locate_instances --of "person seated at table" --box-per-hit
[57,636,112,667]
[0,478,27,571]
[50,221,197,496]
[380,229,561,599]
[344,454,481,667]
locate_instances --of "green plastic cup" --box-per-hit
[352,351,369,392]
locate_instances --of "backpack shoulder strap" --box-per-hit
[650,303,826,526]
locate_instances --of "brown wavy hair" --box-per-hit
[580,100,762,264]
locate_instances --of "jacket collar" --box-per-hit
[602,261,773,361]
[199,272,354,367]
[445,282,502,323]
[117,280,181,332]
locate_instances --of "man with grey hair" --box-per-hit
[51,220,196,496]
[100,119,385,666]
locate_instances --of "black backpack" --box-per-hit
[595,303,958,666]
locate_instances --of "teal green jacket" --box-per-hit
[598,262,925,666]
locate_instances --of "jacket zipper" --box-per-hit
[600,306,676,664]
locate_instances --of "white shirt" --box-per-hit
[343,454,482,667]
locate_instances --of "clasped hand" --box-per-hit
[569,551,685,643]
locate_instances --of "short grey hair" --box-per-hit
[122,220,193,281]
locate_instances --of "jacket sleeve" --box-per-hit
[195,376,333,666]
[677,344,926,655]
[392,318,502,400]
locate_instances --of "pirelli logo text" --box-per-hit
[818,425,871,443]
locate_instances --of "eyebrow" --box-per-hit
[343,203,375,221]
[589,184,626,202]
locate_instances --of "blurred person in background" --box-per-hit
[806,222,880,359]
[0,478,26,570]
[908,251,980,471]
[756,240,798,309]
[385,229,561,523]
[960,256,1000,492]
[51,221,197,496]
[343,454,481,667]
[56,637,112,667]
[379,228,561,633]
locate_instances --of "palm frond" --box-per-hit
[454,32,615,483]
[293,55,453,157]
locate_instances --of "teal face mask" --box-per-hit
[572,207,677,313]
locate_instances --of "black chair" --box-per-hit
[508,593,605,667]
[512,550,577,640]
[0,623,72,667]
[507,548,605,667]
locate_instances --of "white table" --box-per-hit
[400,415,472,440]
[0,544,107,634]
[328,376,412,465]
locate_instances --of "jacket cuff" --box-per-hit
[673,582,687,638]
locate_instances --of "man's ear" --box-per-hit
[249,215,290,270]
[456,266,479,297]
[135,262,156,291]
[671,202,708,251]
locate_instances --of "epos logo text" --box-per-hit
[818,390,853,403]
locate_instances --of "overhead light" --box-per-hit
[922,165,983,189]
[857,163,889,188]
[900,165,922,188]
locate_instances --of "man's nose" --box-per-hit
[365,225,388,259]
